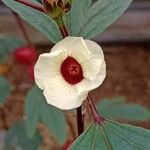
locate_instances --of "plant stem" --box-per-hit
[16,0,82,138]
[56,17,69,38]
[15,0,45,13]
[0,106,8,130]
[77,106,84,136]
[88,94,105,125]
[56,17,83,136]
[13,12,33,47]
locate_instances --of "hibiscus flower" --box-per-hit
[34,37,106,110]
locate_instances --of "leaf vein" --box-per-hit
[106,122,145,150]
[99,126,113,150]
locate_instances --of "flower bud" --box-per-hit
[43,0,71,19]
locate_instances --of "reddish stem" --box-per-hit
[55,15,83,136]
[56,17,83,136]
[88,94,105,125]
[13,12,33,47]
[15,0,82,136]
[15,0,45,13]
[59,25,69,38]
[15,0,69,38]
[56,17,69,38]
[0,107,8,130]
[77,106,84,136]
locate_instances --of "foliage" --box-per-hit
[25,85,67,144]
[2,0,150,149]
[4,122,42,150]
[98,97,150,121]
[70,120,150,150]
[67,0,133,38]
[67,0,92,36]
[3,0,133,40]
[0,76,12,103]
[2,0,62,43]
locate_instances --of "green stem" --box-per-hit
[56,17,69,38]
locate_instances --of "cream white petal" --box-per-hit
[81,40,105,80]
[34,36,106,110]
[52,37,91,63]
[34,50,67,90]
[82,59,102,80]
[43,76,88,110]
[84,40,104,60]
[76,61,106,94]
[51,36,79,52]
[68,37,91,64]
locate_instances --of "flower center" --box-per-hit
[60,56,84,84]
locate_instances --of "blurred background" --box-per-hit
[0,0,150,149]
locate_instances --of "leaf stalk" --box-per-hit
[13,12,33,47]
[88,94,105,125]
[15,0,45,13]
[55,16,83,136]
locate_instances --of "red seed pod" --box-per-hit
[13,47,38,65]
[60,56,84,85]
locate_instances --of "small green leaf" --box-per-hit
[70,120,150,150]
[25,87,40,138]
[0,37,23,62]
[67,0,92,36]
[0,76,11,103]
[4,122,42,150]
[25,85,67,144]
[2,0,62,43]
[78,0,133,39]
[98,97,150,121]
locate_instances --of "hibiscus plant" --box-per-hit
[1,0,150,149]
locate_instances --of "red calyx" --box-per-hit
[13,47,38,66]
[61,56,84,85]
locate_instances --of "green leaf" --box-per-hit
[2,0,62,43]
[67,0,92,36]
[0,76,11,103]
[98,97,150,121]
[4,121,42,150]
[70,120,150,150]
[25,85,67,144]
[78,0,133,39]
[0,37,23,62]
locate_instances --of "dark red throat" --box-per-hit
[60,56,84,84]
